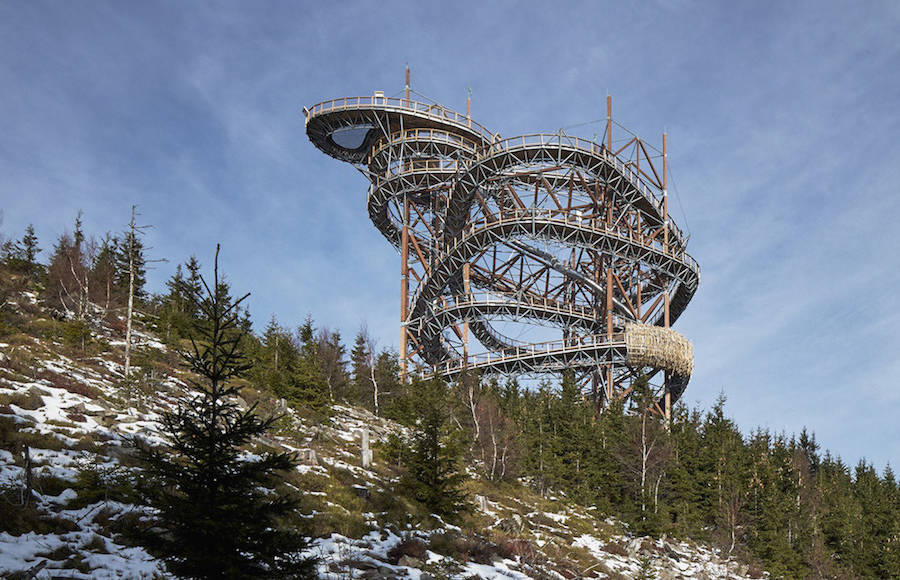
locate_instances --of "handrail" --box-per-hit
[371,127,480,158]
[430,331,627,375]
[451,209,699,272]
[468,133,687,248]
[408,208,700,327]
[382,158,461,177]
[427,291,595,320]
[306,95,493,143]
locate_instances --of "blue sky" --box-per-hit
[2,0,899,470]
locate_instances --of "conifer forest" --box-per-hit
[1,213,898,578]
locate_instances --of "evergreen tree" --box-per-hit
[89,233,118,311]
[396,378,468,520]
[46,212,90,319]
[157,256,205,343]
[1,224,42,278]
[291,315,329,410]
[21,224,39,272]
[349,328,371,405]
[316,327,347,402]
[114,225,147,301]
[700,394,749,553]
[250,315,301,401]
[664,403,706,538]
[135,246,315,579]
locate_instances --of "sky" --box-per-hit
[2,0,899,471]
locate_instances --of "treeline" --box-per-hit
[2,215,898,578]
[482,378,900,578]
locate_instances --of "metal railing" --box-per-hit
[445,208,700,273]
[472,133,686,248]
[371,127,480,158]
[306,95,493,143]
[430,331,627,376]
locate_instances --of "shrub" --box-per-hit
[61,319,92,350]
[387,537,428,563]
[0,388,44,410]
[80,534,109,553]
[70,460,136,509]
[602,541,629,557]
[427,531,500,565]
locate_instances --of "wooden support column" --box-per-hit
[404,66,410,106]
[663,133,671,422]
[663,288,671,423]
[663,132,669,252]
[606,95,612,151]
[606,266,614,338]
[606,261,614,401]
[400,198,410,379]
[462,262,471,361]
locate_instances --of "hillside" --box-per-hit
[0,288,766,579]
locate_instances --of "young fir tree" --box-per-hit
[21,224,40,273]
[1,223,42,279]
[135,246,315,579]
[396,378,468,520]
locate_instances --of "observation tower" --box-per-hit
[304,71,699,418]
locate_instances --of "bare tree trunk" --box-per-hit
[468,378,479,442]
[368,350,379,417]
[654,471,665,514]
[23,443,33,506]
[641,410,648,514]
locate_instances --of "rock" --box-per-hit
[362,570,398,580]
[663,543,681,561]
[297,448,317,465]
[626,537,643,557]
[397,555,422,568]
[354,560,379,570]
[499,513,524,533]
[353,484,371,499]
[420,574,435,580]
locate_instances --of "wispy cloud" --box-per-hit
[1,0,898,469]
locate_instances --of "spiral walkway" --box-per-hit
[305,89,699,414]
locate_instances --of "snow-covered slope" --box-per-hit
[0,300,766,579]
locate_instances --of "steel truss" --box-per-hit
[305,81,699,417]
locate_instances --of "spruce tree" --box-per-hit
[21,224,39,272]
[114,225,147,301]
[135,245,315,579]
[397,378,468,520]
